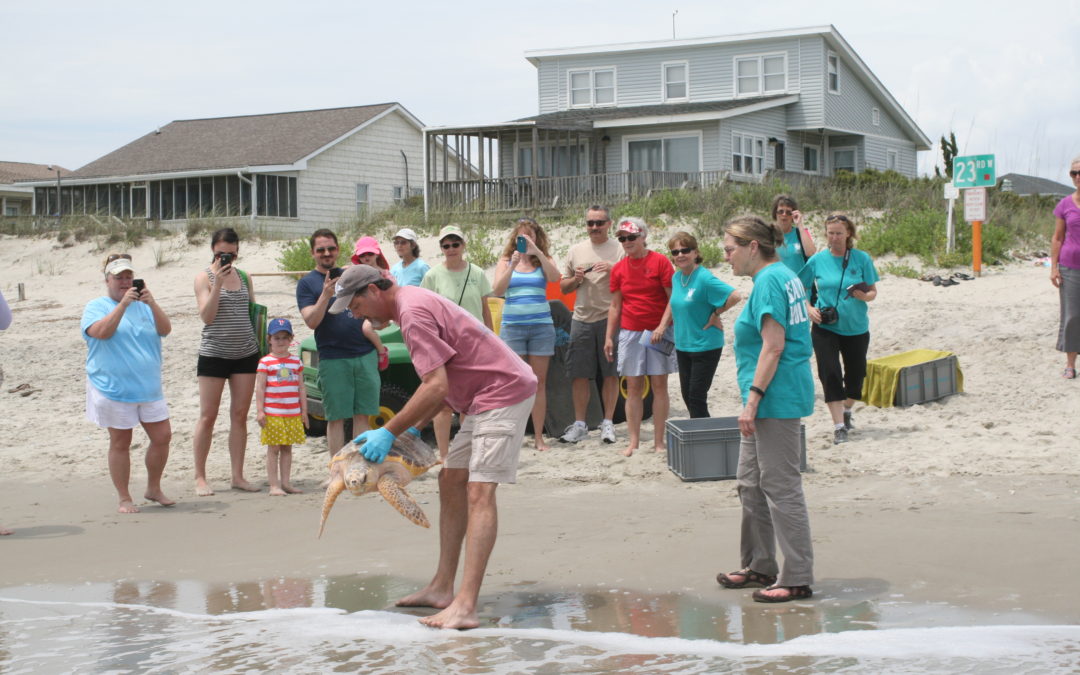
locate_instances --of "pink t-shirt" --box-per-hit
[1054,196,1080,270]
[609,250,674,331]
[394,286,537,415]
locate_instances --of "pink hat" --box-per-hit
[351,236,389,270]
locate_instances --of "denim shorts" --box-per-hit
[500,322,556,356]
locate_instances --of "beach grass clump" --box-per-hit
[276,238,350,273]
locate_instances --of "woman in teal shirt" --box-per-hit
[653,232,741,418]
[799,214,879,444]
[716,215,815,604]
[773,194,817,274]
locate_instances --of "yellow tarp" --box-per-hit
[862,349,964,408]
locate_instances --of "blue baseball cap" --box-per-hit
[267,318,293,336]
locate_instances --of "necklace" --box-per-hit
[679,266,696,288]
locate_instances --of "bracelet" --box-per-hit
[749,385,766,398]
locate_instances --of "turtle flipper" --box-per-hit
[376,474,430,528]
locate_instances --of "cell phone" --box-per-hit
[846,282,871,297]
[516,235,527,253]
[218,253,233,266]
[132,279,145,293]
[582,265,595,274]
[328,268,343,279]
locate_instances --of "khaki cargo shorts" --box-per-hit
[445,394,535,483]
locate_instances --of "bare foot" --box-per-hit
[118,500,140,514]
[654,445,666,453]
[268,487,286,496]
[418,601,480,630]
[282,484,303,494]
[144,491,176,507]
[620,445,636,457]
[396,586,454,609]
[534,437,549,452]
[0,527,13,536]
[231,480,260,492]
[195,480,215,497]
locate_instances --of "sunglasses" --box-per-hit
[669,247,694,256]
[586,220,608,227]
[106,253,132,263]
[617,234,640,243]
[825,215,851,224]
[775,209,794,215]
[314,246,338,254]
[1071,170,1080,178]
[441,241,463,249]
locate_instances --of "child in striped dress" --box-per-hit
[256,318,308,495]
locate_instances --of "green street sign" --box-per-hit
[953,154,996,188]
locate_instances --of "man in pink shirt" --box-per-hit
[329,265,537,630]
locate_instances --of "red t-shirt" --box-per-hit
[609,250,674,331]
[394,286,537,415]
[257,354,303,417]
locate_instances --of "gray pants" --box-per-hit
[736,417,814,587]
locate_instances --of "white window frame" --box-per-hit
[827,51,840,94]
[662,60,689,102]
[803,145,820,174]
[621,130,704,173]
[832,146,857,174]
[731,131,767,175]
[355,183,369,217]
[567,67,616,108]
[887,149,899,171]
[514,139,591,177]
[733,52,788,98]
[871,107,880,126]
[4,205,18,216]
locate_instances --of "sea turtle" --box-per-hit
[318,433,439,537]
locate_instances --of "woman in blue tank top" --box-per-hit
[493,218,561,451]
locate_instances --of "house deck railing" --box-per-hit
[426,170,730,213]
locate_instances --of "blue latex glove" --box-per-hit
[353,427,395,463]
[405,426,421,439]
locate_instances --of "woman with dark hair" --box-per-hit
[799,214,878,444]
[717,215,815,604]
[492,217,561,450]
[1051,156,1080,379]
[653,231,741,418]
[390,228,430,287]
[772,194,816,273]
[193,227,260,495]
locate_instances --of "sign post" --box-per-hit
[953,154,995,276]
[944,182,960,252]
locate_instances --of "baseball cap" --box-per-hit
[615,217,648,237]
[105,258,136,276]
[267,318,293,336]
[393,227,419,242]
[328,264,384,315]
[438,225,466,242]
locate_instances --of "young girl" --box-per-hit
[353,236,391,370]
[256,318,309,495]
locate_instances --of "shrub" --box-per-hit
[276,238,350,273]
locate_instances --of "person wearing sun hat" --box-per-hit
[390,227,430,287]
[82,252,175,514]
[351,236,393,279]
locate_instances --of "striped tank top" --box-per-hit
[199,269,259,359]
[502,266,552,326]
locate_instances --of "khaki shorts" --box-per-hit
[445,395,534,483]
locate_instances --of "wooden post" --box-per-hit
[17,283,25,301]
[972,220,982,277]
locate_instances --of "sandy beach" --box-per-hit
[2,229,1079,641]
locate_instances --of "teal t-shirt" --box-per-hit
[733,263,814,419]
[778,228,809,274]
[669,266,735,352]
[798,248,879,336]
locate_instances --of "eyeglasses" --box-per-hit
[441,241,463,249]
[314,246,338,254]
[617,234,639,243]
[586,220,609,227]
[775,209,794,216]
[669,247,694,256]
[392,239,410,245]
[1071,170,1080,178]
[106,253,132,263]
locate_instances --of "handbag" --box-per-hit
[237,268,269,356]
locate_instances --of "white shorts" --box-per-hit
[617,329,678,377]
[86,380,170,430]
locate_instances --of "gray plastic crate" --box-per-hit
[895,355,959,407]
[665,416,807,482]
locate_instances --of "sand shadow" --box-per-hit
[4,525,83,539]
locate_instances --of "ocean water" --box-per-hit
[2,575,1078,674]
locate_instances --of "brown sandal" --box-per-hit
[752,584,813,603]
[717,567,777,589]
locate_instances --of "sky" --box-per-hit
[3,0,1078,183]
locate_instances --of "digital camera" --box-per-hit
[818,306,839,325]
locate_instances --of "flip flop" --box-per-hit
[940,278,958,287]
[932,275,942,286]
[1064,367,1077,380]
[7,383,30,393]
[953,272,974,281]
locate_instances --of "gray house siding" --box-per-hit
[823,55,905,139]
[719,107,788,176]
[864,136,917,175]
[788,36,825,130]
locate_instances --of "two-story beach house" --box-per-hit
[425,25,931,213]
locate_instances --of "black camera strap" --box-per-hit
[833,249,851,307]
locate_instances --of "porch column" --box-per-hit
[477,131,485,211]
[531,127,539,211]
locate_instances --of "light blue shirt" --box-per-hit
[81,297,164,403]
[669,266,735,352]
[391,258,431,287]
[778,228,808,274]
[733,263,814,419]
[799,248,879,336]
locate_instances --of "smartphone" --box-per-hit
[329,268,343,280]
[516,235,527,253]
[582,265,595,274]
[132,279,145,293]
[218,253,233,266]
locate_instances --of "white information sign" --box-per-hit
[944,182,960,200]
[963,187,987,222]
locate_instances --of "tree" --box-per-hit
[936,132,958,179]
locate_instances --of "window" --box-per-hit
[356,183,369,218]
[627,135,700,172]
[774,141,786,170]
[832,147,857,174]
[887,150,899,171]
[517,143,589,177]
[569,68,615,107]
[804,146,820,173]
[663,62,688,101]
[827,52,840,93]
[871,107,880,126]
[393,186,405,203]
[732,132,766,174]
[735,54,786,96]
[5,205,18,216]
